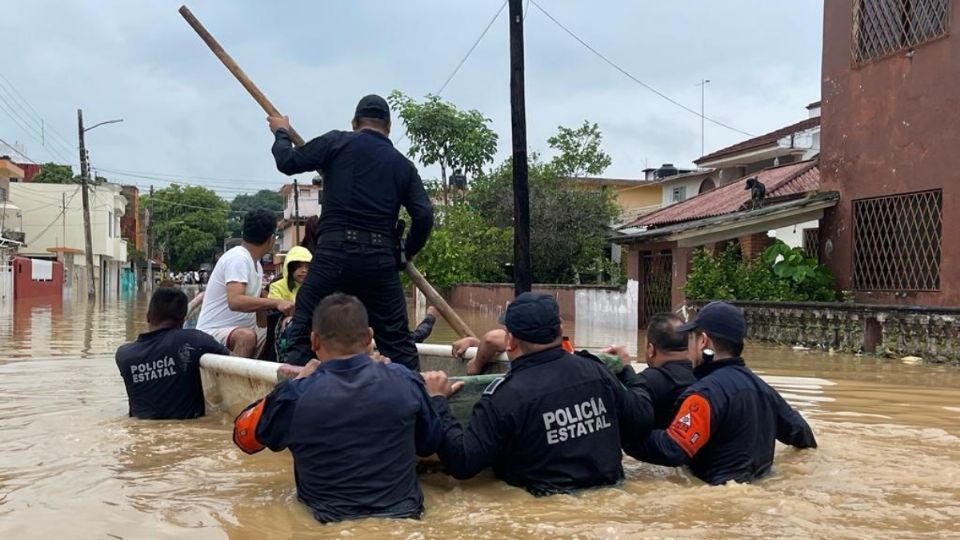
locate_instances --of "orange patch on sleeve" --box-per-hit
[666,394,711,458]
[233,399,266,454]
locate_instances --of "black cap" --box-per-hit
[677,301,746,344]
[497,293,562,344]
[354,94,390,121]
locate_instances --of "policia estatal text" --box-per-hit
[269,94,433,369]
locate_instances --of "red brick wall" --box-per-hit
[13,257,64,300]
[739,233,771,260]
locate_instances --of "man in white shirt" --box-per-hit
[197,209,294,357]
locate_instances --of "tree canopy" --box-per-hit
[141,184,230,271]
[546,121,612,178]
[388,91,498,203]
[31,163,78,184]
[228,189,283,238]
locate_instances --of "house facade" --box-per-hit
[278,182,321,252]
[821,0,957,306]
[11,182,128,296]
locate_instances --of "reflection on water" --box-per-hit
[1,293,959,539]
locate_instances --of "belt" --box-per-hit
[319,229,392,247]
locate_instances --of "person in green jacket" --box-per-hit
[268,246,313,302]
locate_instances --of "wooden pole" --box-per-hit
[508,0,532,295]
[178,5,475,338]
[78,109,97,298]
[293,179,301,245]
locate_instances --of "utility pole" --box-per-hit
[509,0,532,295]
[61,192,66,259]
[77,109,96,298]
[698,79,710,158]
[145,185,153,291]
[293,179,301,245]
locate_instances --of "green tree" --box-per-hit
[141,184,230,271]
[388,91,498,204]
[469,154,621,284]
[546,121,612,177]
[31,163,78,184]
[228,189,284,237]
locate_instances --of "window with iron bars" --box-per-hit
[853,0,950,64]
[802,228,820,262]
[851,190,942,291]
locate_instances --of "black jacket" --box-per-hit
[619,360,697,430]
[431,347,653,496]
[272,128,433,257]
[629,358,817,485]
[251,355,443,523]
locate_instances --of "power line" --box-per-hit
[394,0,508,146]
[0,136,40,163]
[0,70,80,157]
[95,166,267,186]
[529,1,753,138]
[26,186,81,245]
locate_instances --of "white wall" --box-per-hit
[768,219,819,249]
[11,182,127,266]
[283,185,320,219]
[660,177,707,207]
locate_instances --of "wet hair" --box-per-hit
[242,209,277,245]
[354,116,389,131]
[287,261,309,292]
[699,331,745,357]
[147,287,188,327]
[312,293,370,351]
[301,215,320,254]
[647,313,686,352]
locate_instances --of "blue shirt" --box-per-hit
[254,354,443,522]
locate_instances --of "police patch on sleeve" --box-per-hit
[483,376,507,396]
[666,393,712,458]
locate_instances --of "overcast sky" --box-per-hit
[0,1,823,199]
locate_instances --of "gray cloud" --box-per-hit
[1,0,822,196]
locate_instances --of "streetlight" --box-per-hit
[696,79,710,159]
[77,110,123,298]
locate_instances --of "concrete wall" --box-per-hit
[449,283,623,322]
[283,185,320,220]
[688,300,960,365]
[615,185,662,219]
[820,0,960,305]
[771,219,819,250]
[12,257,63,300]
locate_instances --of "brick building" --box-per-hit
[820,0,956,305]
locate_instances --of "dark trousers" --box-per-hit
[284,242,419,370]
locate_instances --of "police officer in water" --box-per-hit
[423,293,655,496]
[268,95,434,369]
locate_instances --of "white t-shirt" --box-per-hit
[197,246,263,332]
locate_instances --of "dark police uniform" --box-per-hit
[629,358,817,485]
[234,354,443,523]
[115,327,228,419]
[272,123,433,370]
[618,360,697,429]
[431,347,654,496]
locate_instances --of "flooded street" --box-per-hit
[2,294,959,539]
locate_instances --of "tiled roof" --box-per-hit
[622,160,819,229]
[694,117,821,165]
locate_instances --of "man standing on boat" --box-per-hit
[268,94,433,370]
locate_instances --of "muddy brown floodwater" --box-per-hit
[1,293,959,539]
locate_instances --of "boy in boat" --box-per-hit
[116,287,230,420]
[423,292,654,496]
[197,209,294,357]
[627,302,817,484]
[604,313,697,430]
[232,293,443,523]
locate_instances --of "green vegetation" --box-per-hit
[228,189,284,238]
[684,241,838,302]
[141,185,230,271]
[31,163,78,184]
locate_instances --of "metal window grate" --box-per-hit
[803,228,820,262]
[639,250,672,326]
[852,190,942,291]
[853,0,949,64]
